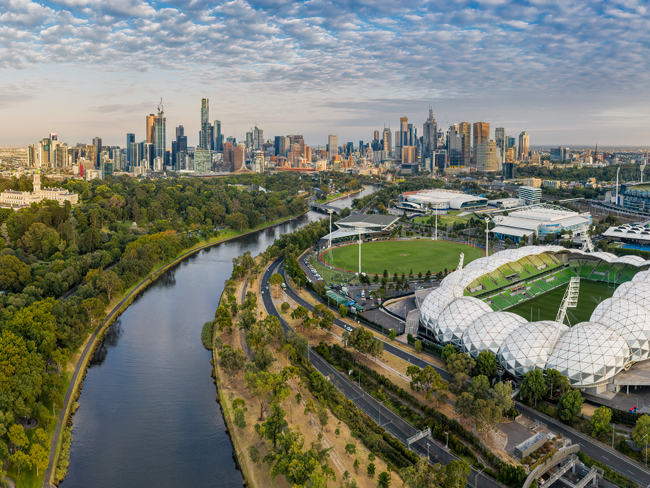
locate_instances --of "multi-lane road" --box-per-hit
[261,257,650,486]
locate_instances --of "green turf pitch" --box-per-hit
[508,280,617,325]
[323,239,484,275]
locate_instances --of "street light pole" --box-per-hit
[445,431,449,448]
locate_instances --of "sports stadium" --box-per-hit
[417,246,650,397]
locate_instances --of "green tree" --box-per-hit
[632,415,650,447]
[474,398,502,433]
[406,365,446,403]
[557,390,584,425]
[414,340,422,353]
[443,460,471,488]
[546,369,570,396]
[521,369,546,406]
[339,304,348,318]
[389,329,396,341]
[18,222,60,259]
[96,269,123,301]
[30,443,49,476]
[269,273,284,294]
[281,302,290,312]
[367,463,376,477]
[454,392,474,418]
[245,367,295,420]
[258,403,288,447]
[6,298,58,356]
[490,381,514,412]
[219,345,247,375]
[345,443,357,455]
[248,445,261,465]
[469,375,490,400]
[378,471,391,488]
[445,352,475,392]
[441,344,455,363]
[0,255,31,293]
[475,350,497,377]
[590,406,612,437]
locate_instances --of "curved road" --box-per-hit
[266,258,650,487]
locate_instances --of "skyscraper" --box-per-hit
[422,108,437,163]
[92,137,102,167]
[327,135,338,158]
[399,117,408,147]
[382,127,391,157]
[472,122,489,166]
[495,127,506,165]
[459,122,471,167]
[476,140,497,172]
[447,125,463,167]
[199,98,211,149]
[518,131,530,161]
[214,120,223,151]
[126,133,135,166]
[153,99,166,160]
[253,126,263,150]
[146,114,155,144]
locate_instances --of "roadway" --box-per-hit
[263,258,650,486]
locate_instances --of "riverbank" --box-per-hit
[317,187,364,205]
[43,210,310,488]
[211,259,395,488]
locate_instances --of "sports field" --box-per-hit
[508,280,617,325]
[322,239,484,276]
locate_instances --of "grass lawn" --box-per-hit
[322,239,484,275]
[508,280,617,324]
[413,212,470,229]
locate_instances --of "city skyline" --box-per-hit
[1,0,650,146]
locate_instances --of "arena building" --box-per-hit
[399,189,488,211]
[490,204,592,243]
[318,214,399,245]
[418,245,650,396]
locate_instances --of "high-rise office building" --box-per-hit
[447,125,463,167]
[459,122,471,167]
[154,100,166,160]
[422,108,437,163]
[245,131,253,149]
[233,145,245,172]
[507,136,516,149]
[214,120,223,151]
[518,131,529,161]
[92,137,102,167]
[327,134,338,158]
[346,142,353,156]
[194,148,212,173]
[401,146,417,164]
[382,128,392,156]
[146,114,155,144]
[495,127,506,165]
[126,133,135,166]
[472,122,489,166]
[476,140,497,172]
[223,142,234,167]
[503,162,515,180]
[199,98,211,149]
[253,126,263,150]
[399,117,408,147]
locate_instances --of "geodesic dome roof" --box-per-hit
[589,252,618,262]
[461,311,528,357]
[632,270,650,283]
[498,321,569,378]
[435,297,492,345]
[615,281,650,311]
[591,298,650,363]
[613,255,647,266]
[546,322,629,387]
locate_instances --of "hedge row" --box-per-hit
[407,333,443,357]
[576,452,638,488]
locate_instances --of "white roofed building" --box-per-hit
[0,172,78,210]
[399,189,487,211]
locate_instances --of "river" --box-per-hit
[60,184,378,488]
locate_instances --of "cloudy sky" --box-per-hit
[1,0,649,147]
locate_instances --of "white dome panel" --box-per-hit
[591,298,650,363]
[546,322,629,387]
[435,297,492,345]
[461,311,528,357]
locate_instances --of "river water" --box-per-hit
[60,185,378,488]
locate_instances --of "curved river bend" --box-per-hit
[61,186,378,488]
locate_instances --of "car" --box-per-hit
[630,406,638,413]
[346,326,353,332]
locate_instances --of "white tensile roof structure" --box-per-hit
[417,245,650,388]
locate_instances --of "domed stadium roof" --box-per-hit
[435,297,492,346]
[461,311,528,358]
[546,322,629,387]
[632,269,650,283]
[615,281,650,311]
[591,298,650,363]
[498,321,569,378]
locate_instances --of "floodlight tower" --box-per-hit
[357,227,363,276]
[327,209,334,249]
[641,162,647,184]
[552,277,580,345]
[484,217,491,257]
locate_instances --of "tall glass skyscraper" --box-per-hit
[199,98,210,149]
[126,133,135,166]
[154,99,166,160]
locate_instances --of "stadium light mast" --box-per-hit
[357,227,363,276]
[327,209,334,249]
[554,277,580,342]
[484,217,491,257]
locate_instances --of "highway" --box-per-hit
[262,258,650,486]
